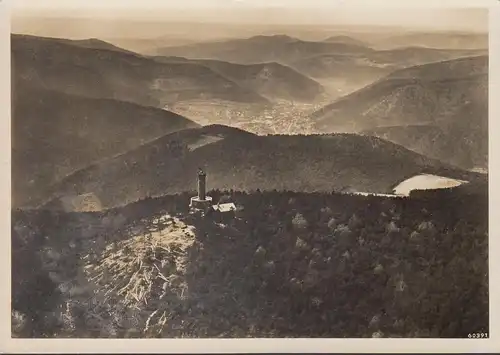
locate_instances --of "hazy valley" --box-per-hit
[11,31,489,205]
[11,13,489,340]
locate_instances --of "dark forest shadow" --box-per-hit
[11,184,488,338]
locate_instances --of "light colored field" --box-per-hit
[393,174,468,196]
[187,135,224,151]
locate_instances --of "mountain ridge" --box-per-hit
[11,34,270,108]
[310,55,488,169]
[151,56,326,102]
[155,34,373,65]
[44,125,480,210]
[12,85,200,208]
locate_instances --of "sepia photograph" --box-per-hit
[6,0,496,346]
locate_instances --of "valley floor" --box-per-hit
[168,99,326,135]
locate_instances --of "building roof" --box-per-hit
[212,202,237,213]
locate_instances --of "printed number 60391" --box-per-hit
[468,333,488,338]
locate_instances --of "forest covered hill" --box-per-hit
[12,185,488,338]
[43,125,481,210]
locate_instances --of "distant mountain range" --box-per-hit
[154,34,372,65]
[289,46,485,97]
[12,84,199,208]
[11,34,269,107]
[311,55,488,170]
[151,56,325,102]
[155,34,485,67]
[11,33,488,209]
[368,32,488,50]
[289,54,394,96]
[290,53,393,79]
[289,46,485,80]
[43,37,138,55]
[366,46,487,68]
[44,125,479,210]
[322,35,370,47]
[152,34,485,99]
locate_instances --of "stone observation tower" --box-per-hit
[190,168,213,212]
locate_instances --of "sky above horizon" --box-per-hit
[11,0,490,32]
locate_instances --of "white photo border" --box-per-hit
[1,0,498,353]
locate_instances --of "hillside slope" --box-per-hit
[12,85,200,208]
[289,54,393,96]
[290,47,484,80]
[11,34,268,108]
[361,102,488,170]
[311,56,488,169]
[12,187,488,338]
[290,53,392,80]
[46,125,478,209]
[151,56,325,102]
[383,54,488,80]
